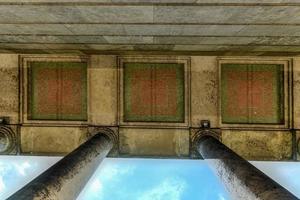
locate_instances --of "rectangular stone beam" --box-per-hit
[0,5,300,24]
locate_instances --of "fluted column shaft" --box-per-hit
[197,135,299,200]
[8,133,114,200]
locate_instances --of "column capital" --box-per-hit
[88,126,119,156]
[0,125,17,155]
[190,127,220,158]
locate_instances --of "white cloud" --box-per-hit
[218,193,227,200]
[77,163,136,200]
[0,177,5,193]
[99,164,135,182]
[14,162,31,176]
[139,178,187,200]
[91,179,103,193]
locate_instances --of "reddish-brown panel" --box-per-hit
[28,62,87,121]
[221,64,284,124]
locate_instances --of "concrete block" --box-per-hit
[154,36,255,45]
[0,24,72,35]
[293,58,300,129]
[119,128,189,157]
[20,126,88,154]
[89,55,118,126]
[103,36,153,44]
[222,130,293,161]
[191,56,218,127]
[0,54,19,124]
[0,5,154,23]
[65,24,126,35]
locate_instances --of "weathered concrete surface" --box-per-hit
[1,24,300,37]
[222,130,292,160]
[8,132,114,200]
[0,5,300,24]
[0,54,19,124]
[89,55,118,126]
[3,44,300,54]
[1,3,300,54]
[1,0,300,3]
[20,126,88,155]
[293,58,300,129]
[191,56,218,127]
[3,24,300,37]
[2,0,300,3]
[4,35,300,46]
[197,136,299,200]
[0,53,296,160]
[119,128,189,157]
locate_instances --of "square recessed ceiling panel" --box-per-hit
[119,57,190,127]
[28,61,87,121]
[124,62,185,123]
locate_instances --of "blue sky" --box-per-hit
[0,156,60,199]
[1,156,300,200]
[77,158,230,200]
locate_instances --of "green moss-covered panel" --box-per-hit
[124,63,185,122]
[221,63,284,124]
[28,61,87,121]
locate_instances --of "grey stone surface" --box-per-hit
[8,132,115,200]
[197,136,299,200]
[153,6,300,24]
[237,25,300,37]
[1,0,300,4]
[0,24,246,36]
[103,36,153,44]
[154,36,256,45]
[87,44,135,50]
[1,43,300,53]
[0,2,300,53]
[3,35,300,46]
[125,24,245,36]
[65,24,126,35]
[0,24,72,35]
[0,5,154,23]
[0,4,299,24]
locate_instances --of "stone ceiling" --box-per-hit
[1,0,300,55]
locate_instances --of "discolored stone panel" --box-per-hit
[293,58,300,129]
[222,130,292,161]
[221,63,284,124]
[119,128,189,157]
[124,63,185,122]
[0,54,19,124]
[89,55,118,126]
[191,57,218,127]
[28,61,87,121]
[20,126,88,154]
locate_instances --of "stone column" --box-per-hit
[195,134,299,200]
[8,128,117,200]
